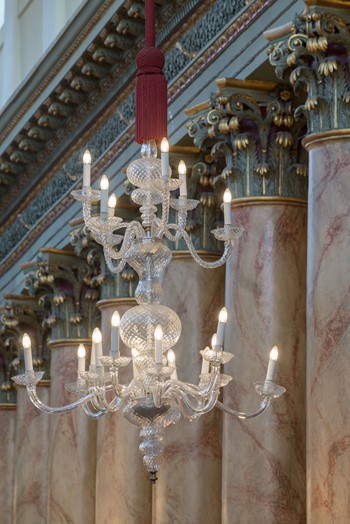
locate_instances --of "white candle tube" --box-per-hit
[201,348,210,374]
[211,333,218,351]
[77,344,86,373]
[83,150,91,188]
[223,188,232,225]
[108,193,117,217]
[178,160,187,197]
[92,328,103,367]
[110,311,120,358]
[161,137,169,181]
[216,307,228,348]
[22,333,33,372]
[167,349,177,379]
[266,346,279,381]
[132,348,139,378]
[100,175,109,218]
[154,325,163,364]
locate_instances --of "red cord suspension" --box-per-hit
[135,0,167,144]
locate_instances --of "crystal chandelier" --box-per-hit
[12,1,285,482]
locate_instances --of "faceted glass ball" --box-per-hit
[120,304,181,352]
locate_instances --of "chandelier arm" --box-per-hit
[171,387,220,416]
[215,397,271,419]
[26,385,99,414]
[162,367,220,399]
[165,224,232,268]
[81,402,106,418]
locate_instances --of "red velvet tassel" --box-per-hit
[135,47,168,144]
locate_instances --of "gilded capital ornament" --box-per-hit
[268,10,350,133]
[186,80,308,200]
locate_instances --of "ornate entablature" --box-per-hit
[186,79,308,201]
[22,248,101,341]
[268,4,350,134]
[0,0,272,269]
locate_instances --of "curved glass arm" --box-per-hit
[171,387,220,417]
[27,385,98,414]
[81,402,106,419]
[162,367,219,399]
[165,224,232,268]
[216,397,271,419]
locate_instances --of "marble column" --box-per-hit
[95,298,153,524]
[303,133,350,523]
[152,254,225,524]
[0,405,16,524]
[47,339,97,524]
[186,78,308,523]
[268,7,350,521]
[222,200,306,524]
[12,384,50,524]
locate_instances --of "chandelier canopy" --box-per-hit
[12,0,285,482]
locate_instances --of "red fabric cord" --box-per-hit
[145,0,155,47]
[135,0,168,143]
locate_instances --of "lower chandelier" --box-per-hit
[12,140,285,482]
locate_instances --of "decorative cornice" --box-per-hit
[302,129,350,149]
[230,196,307,207]
[0,0,276,267]
[97,298,137,311]
[0,403,17,410]
[48,338,92,350]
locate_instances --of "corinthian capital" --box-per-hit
[186,79,307,200]
[268,8,350,133]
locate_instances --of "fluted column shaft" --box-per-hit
[152,255,225,524]
[95,298,152,524]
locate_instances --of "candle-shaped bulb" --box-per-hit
[161,137,169,153]
[178,160,186,175]
[111,311,120,327]
[201,347,210,374]
[22,333,33,371]
[155,325,163,341]
[77,343,86,373]
[77,344,86,358]
[22,333,31,349]
[270,346,278,361]
[132,348,139,358]
[223,188,232,203]
[167,348,175,365]
[211,333,217,348]
[100,175,109,190]
[92,327,102,343]
[223,188,232,225]
[155,325,163,364]
[266,345,279,381]
[83,150,91,164]
[82,150,92,188]
[218,307,228,323]
[100,175,109,217]
[178,160,187,197]
[108,194,117,209]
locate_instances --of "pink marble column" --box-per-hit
[222,200,307,524]
[12,384,50,523]
[47,339,97,524]
[303,133,350,523]
[0,405,16,524]
[95,298,152,524]
[152,255,225,524]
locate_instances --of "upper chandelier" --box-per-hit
[12,0,285,482]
